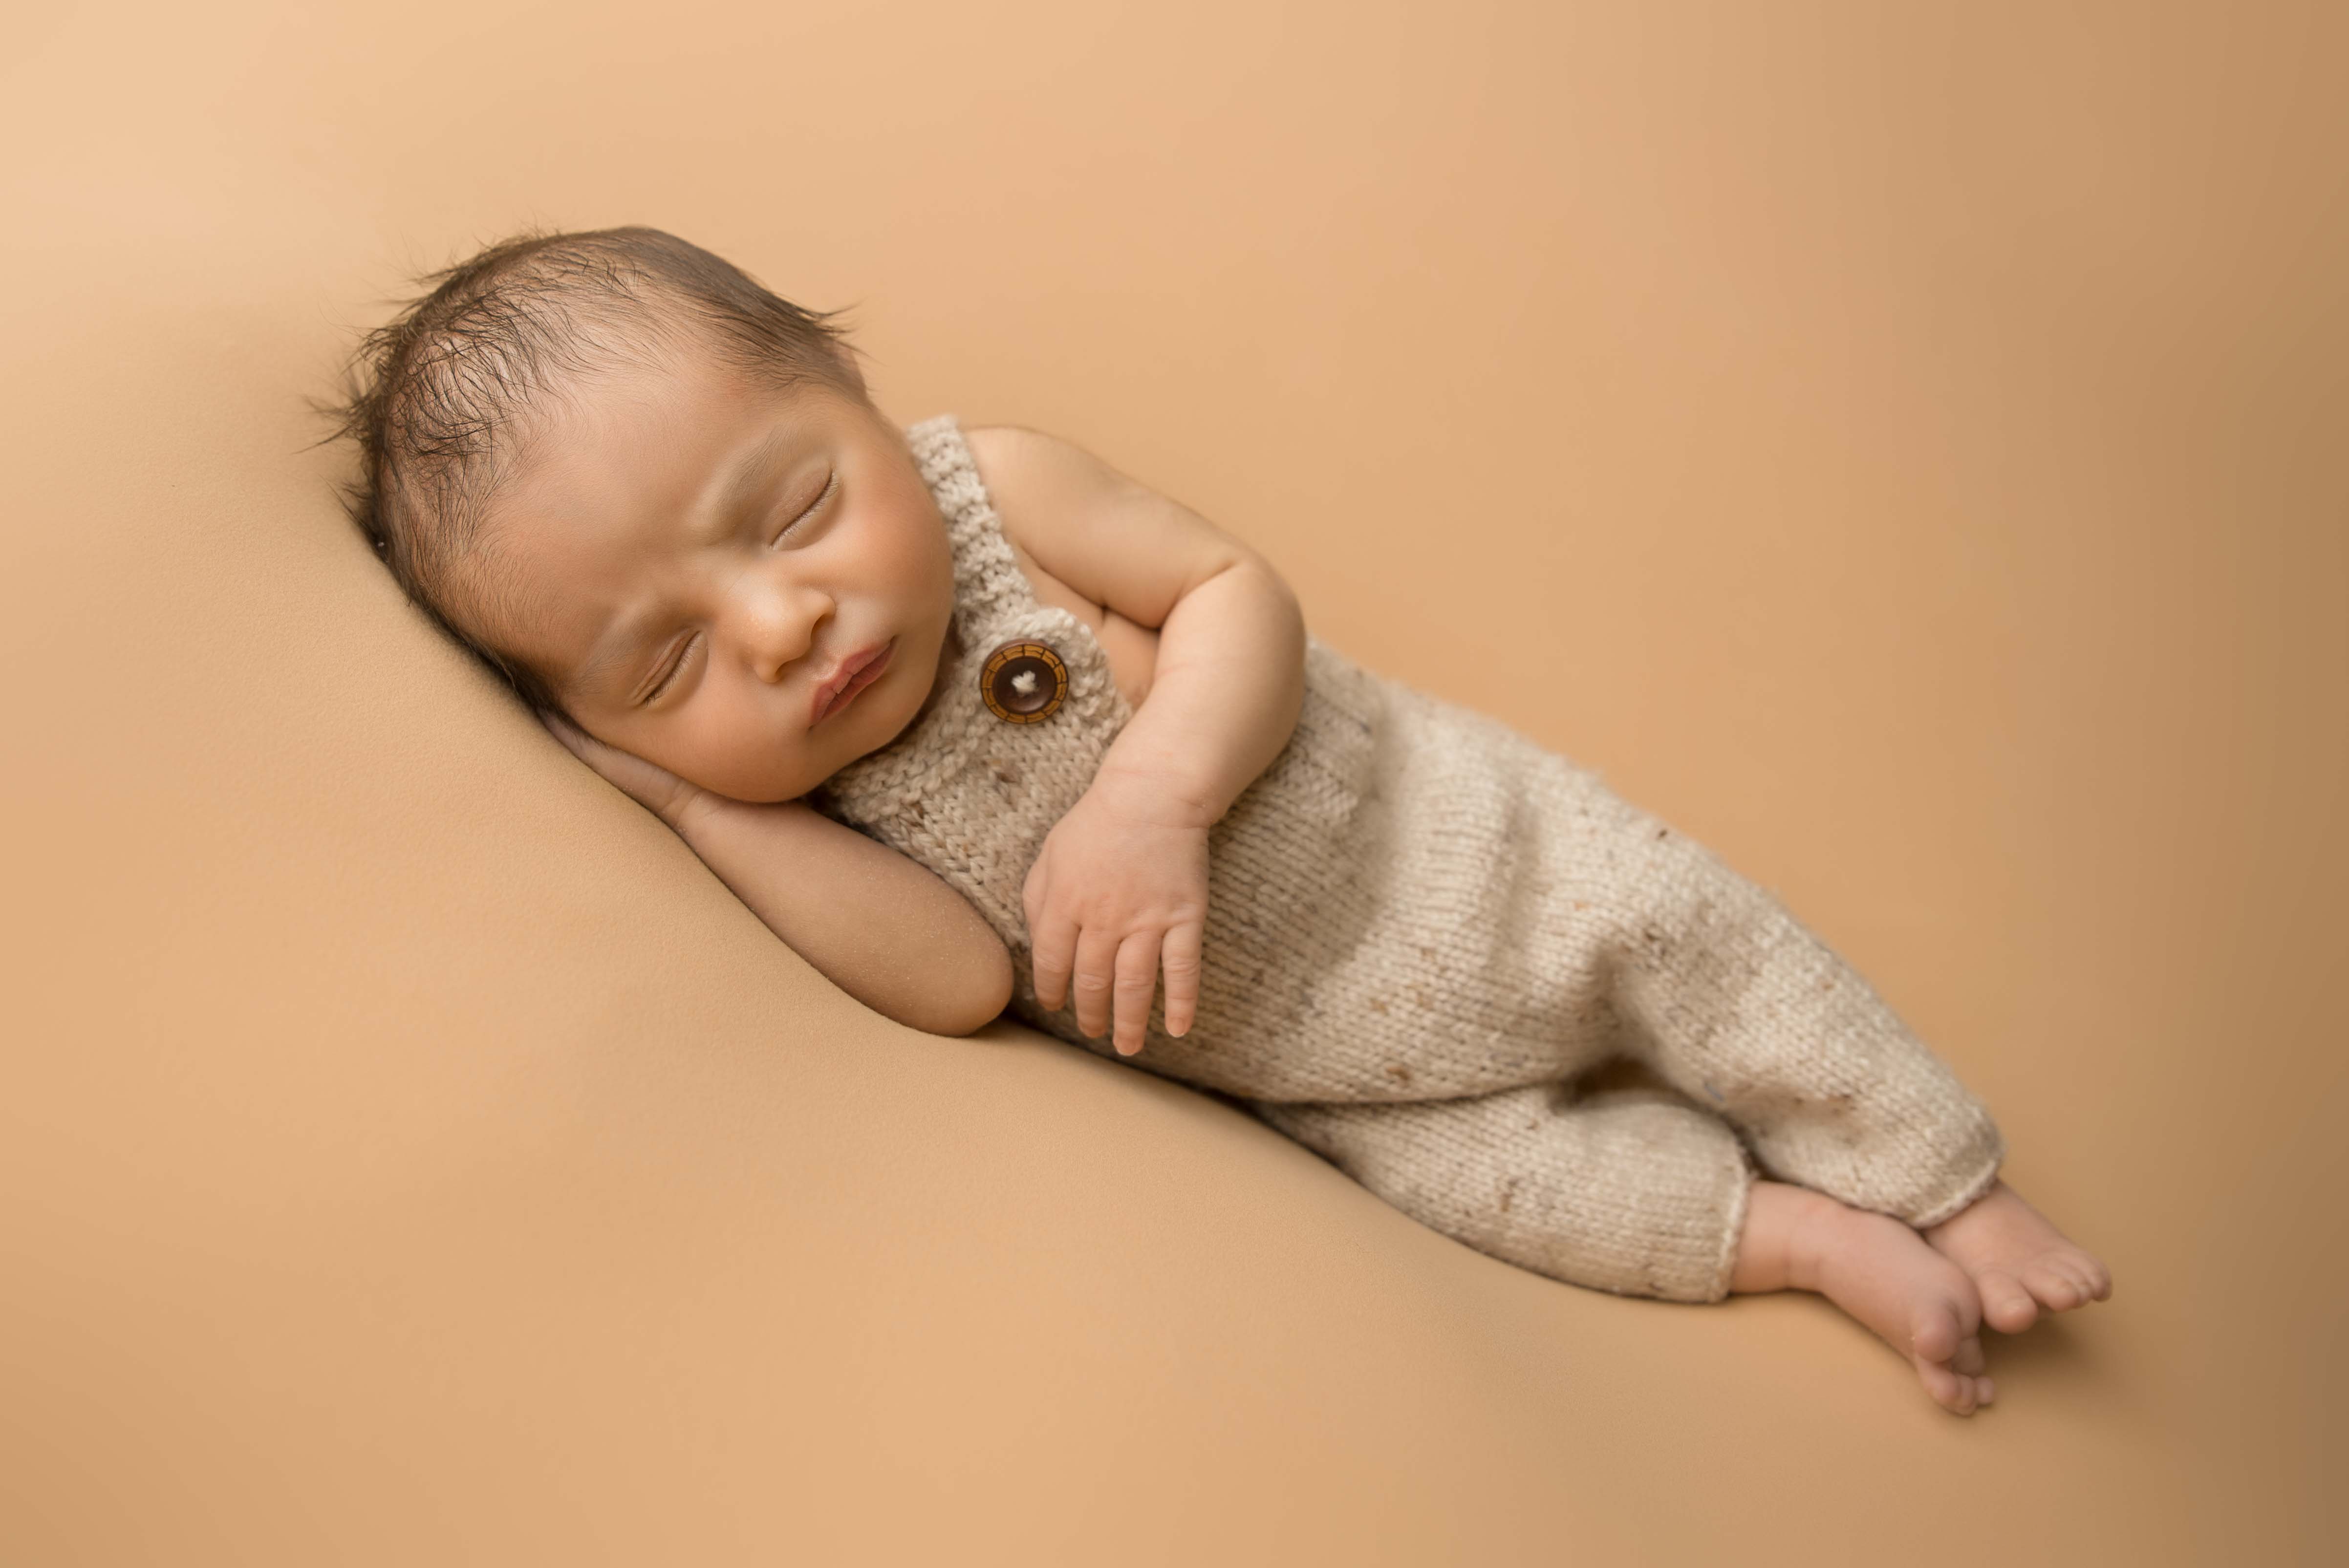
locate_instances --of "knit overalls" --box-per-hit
[813,417,2006,1302]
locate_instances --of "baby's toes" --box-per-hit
[2061,1256,2113,1306]
[1915,1356,1982,1416]
[1952,1335,1987,1378]
[1975,1268,2040,1334]
[2023,1259,2090,1313]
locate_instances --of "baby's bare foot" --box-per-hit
[1925,1180,2112,1334]
[1737,1182,1994,1415]
[1808,1203,1995,1415]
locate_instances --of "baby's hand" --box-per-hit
[1023,775,1208,1056]
[537,709,708,829]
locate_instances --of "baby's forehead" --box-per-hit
[485,351,757,519]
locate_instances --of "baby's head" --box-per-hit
[331,226,958,803]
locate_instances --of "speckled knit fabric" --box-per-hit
[812,416,2005,1303]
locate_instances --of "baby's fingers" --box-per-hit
[1160,920,1203,1038]
[1070,926,1122,1040]
[537,707,594,760]
[1030,904,1076,1012]
[1112,933,1161,1057]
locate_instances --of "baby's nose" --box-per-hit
[737,581,829,682]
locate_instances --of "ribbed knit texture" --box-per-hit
[813,416,2005,1302]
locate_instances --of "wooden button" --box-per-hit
[980,640,1069,723]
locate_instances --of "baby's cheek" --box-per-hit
[883,505,957,610]
[662,705,761,799]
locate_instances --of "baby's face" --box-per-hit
[474,348,957,802]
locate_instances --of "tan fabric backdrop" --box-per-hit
[2,1,2341,1562]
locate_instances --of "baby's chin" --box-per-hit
[685,681,938,803]
[804,622,956,786]
[681,751,839,806]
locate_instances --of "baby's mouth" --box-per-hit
[811,638,895,725]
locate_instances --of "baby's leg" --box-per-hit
[1255,1080,1752,1304]
[1562,782,2005,1228]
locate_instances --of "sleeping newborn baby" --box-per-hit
[331,225,2110,1415]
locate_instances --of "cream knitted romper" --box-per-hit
[814,417,2006,1303]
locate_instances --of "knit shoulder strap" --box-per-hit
[904,414,1034,642]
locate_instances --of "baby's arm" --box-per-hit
[540,712,1014,1037]
[966,427,1307,1055]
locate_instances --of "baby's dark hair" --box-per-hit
[323,225,866,711]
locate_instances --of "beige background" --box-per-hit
[2,1,2342,1562]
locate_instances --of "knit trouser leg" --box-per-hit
[1254,1082,1754,1303]
[1572,786,2006,1229]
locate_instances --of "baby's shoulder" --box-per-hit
[956,424,1136,527]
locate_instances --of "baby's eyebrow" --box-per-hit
[697,425,799,545]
